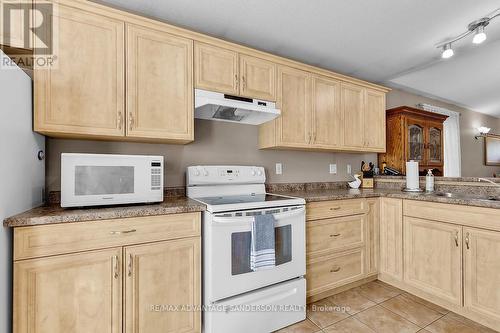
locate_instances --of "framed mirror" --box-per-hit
[485,136,500,166]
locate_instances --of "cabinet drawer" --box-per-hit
[403,200,500,231]
[306,248,365,297]
[14,213,201,260]
[307,215,365,257]
[306,199,368,220]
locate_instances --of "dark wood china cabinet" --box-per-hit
[378,106,448,176]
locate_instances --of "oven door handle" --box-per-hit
[212,206,305,225]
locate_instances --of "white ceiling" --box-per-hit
[99,0,500,117]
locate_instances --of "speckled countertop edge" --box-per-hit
[3,197,206,227]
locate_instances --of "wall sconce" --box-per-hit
[475,126,491,139]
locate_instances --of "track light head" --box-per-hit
[472,25,487,44]
[442,43,454,59]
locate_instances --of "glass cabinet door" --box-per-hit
[407,122,425,162]
[428,125,443,164]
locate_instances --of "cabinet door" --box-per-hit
[14,248,122,333]
[464,228,500,322]
[342,83,365,148]
[34,4,125,137]
[126,24,193,142]
[194,42,238,95]
[0,0,29,48]
[364,89,386,151]
[426,122,444,166]
[311,75,342,148]
[276,65,312,147]
[403,217,462,306]
[379,198,403,281]
[239,54,276,101]
[366,198,380,275]
[125,238,201,333]
[405,117,426,164]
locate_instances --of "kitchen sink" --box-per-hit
[432,192,499,201]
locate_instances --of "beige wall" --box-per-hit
[387,88,500,177]
[46,120,375,191]
[45,88,500,191]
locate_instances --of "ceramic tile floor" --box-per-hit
[274,280,499,333]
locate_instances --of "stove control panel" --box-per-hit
[187,166,265,185]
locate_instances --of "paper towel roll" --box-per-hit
[406,161,419,190]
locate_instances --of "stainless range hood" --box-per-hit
[194,89,280,125]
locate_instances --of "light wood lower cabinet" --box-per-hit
[14,248,123,333]
[379,198,403,281]
[125,238,201,333]
[366,198,379,274]
[13,213,201,333]
[403,217,462,306]
[306,199,376,302]
[463,227,500,323]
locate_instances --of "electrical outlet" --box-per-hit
[275,163,282,175]
[329,164,337,174]
[347,164,352,174]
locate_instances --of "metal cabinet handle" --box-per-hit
[235,74,239,87]
[117,111,123,130]
[330,233,341,238]
[242,76,246,90]
[329,207,341,211]
[128,253,133,277]
[112,255,119,279]
[330,266,341,273]
[129,112,134,130]
[465,232,470,250]
[110,229,137,235]
[454,231,459,247]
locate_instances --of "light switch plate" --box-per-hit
[347,164,352,174]
[329,164,337,174]
[275,163,282,175]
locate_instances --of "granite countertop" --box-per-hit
[4,187,499,228]
[273,188,500,209]
[3,197,206,227]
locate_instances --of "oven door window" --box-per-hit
[231,225,292,276]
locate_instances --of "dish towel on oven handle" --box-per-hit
[250,213,276,271]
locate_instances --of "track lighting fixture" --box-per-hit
[436,9,499,59]
[472,25,487,44]
[441,43,454,59]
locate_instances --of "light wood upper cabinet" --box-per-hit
[464,227,500,323]
[364,89,386,150]
[0,0,29,48]
[126,24,193,142]
[34,4,125,138]
[342,83,365,148]
[14,248,122,333]
[311,75,342,148]
[403,217,462,307]
[239,54,276,101]
[275,65,312,147]
[125,238,201,333]
[379,198,403,282]
[194,42,239,95]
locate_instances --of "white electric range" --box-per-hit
[187,165,306,333]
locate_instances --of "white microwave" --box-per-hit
[61,153,164,208]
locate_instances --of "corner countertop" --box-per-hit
[3,197,206,228]
[272,188,500,209]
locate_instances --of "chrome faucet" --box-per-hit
[478,178,500,187]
